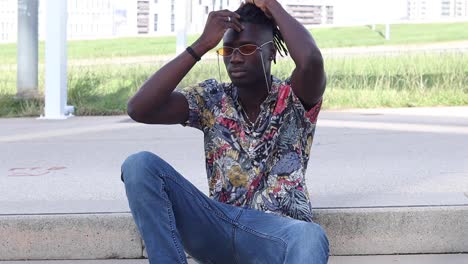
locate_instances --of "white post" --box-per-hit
[42,0,73,119]
[175,0,190,54]
[385,23,390,40]
[321,4,327,24]
[17,0,39,98]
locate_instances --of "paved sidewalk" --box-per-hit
[1,107,467,213]
[1,254,468,264]
[1,107,467,260]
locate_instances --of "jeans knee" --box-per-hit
[285,222,329,263]
[121,151,162,183]
[306,223,329,251]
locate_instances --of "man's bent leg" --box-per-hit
[282,221,329,263]
[121,151,240,264]
[234,208,329,264]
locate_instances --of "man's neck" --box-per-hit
[236,76,272,108]
[237,84,268,111]
[234,80,271,124]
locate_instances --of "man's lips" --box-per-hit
[229,68,247,77]
[229,70,247,78]
[229,68,247,73]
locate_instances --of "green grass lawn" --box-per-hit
[0,22,467,64]
[312,22,468,47]
[0,52,466,117]
[1,22,467,117]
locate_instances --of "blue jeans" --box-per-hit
[121,151,329,264]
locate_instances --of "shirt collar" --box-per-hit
[225,75,282,102]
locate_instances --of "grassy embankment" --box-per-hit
[0,22,467,117]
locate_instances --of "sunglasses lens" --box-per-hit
[239,45,257,55]
[217,47,233,56]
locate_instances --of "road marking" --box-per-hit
[0,122,145,143]
[336,107,468,118]
[319,120,468,135]
[1,119,467,143]
[8,166,67,177]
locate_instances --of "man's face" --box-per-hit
[222,23,275,87]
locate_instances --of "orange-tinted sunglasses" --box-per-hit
[216,41,273,57]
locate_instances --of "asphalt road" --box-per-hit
[0,107,467,215]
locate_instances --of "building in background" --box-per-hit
[407,0,468,20]
[0,0,244,42]
[0,0,17,42]
[281,0,335,25]
[1,0,468,43]
[145,0,334,34]
[145,0,243,36]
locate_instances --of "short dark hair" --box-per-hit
[235,3,288,59]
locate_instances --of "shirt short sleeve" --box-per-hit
[303,99,322,124]
[175,79,222,131]
[283,77,323,124]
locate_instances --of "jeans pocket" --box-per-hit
[233,225,287,264]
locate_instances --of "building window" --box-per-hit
[326,6,334,24]
[170,0,175,32]
[154,13,158,31]
[137,0,150,34]
[171,14,175,32]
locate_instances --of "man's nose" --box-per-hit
[230,49,244,63]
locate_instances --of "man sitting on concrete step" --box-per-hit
[121,1,328,263]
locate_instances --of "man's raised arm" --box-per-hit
[127,10,243,124]
[248,0,326,109]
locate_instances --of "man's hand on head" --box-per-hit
[197,10,244,52]
[244,0,275,18]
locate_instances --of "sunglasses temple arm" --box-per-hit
[217,54,223,83]
[260,52,270,93]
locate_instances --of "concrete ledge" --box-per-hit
[0,213,142,260]
[314,205,468,255]
[1,206,467,260]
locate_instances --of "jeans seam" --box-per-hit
[161,179,187,264]
[233,210,288,264]
[232,226,239,264]
[159,172,195,195]
[237,224,287,245]
[155,169,243,262]
[282,240,288,264]
[232,210,244,264]
[160,173,240,226]
[237,222,288,262]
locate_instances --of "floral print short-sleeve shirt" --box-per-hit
[176,76,322,222]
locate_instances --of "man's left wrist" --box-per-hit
[263,0,281,16]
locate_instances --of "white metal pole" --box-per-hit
[385,23,390,40]
[43,0,73,119]
[17,0,39,98]
[175,0,189,55]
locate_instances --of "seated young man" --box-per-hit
[121,1,329,263]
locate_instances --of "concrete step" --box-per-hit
[1,206,467,260]
[1,254,468,264]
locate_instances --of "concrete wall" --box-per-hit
[1,206,467,260]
